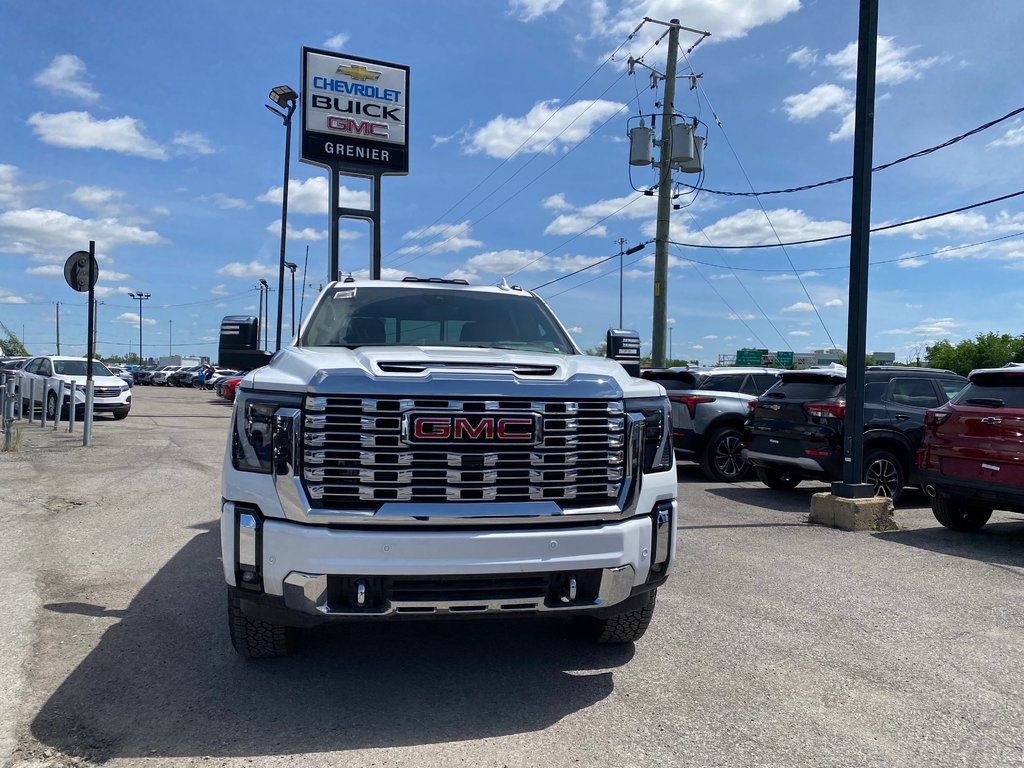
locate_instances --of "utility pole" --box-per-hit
[615,238,627,328]
[651,19,681,369]
[169,319,173,355]
[669,325,674,364]
[55,302,61,354]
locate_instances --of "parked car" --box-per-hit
[918,365,1024,531]
[744,366,967,502]
[642,366,782,481]
[106,365,134,387]
[150,366,182,386]
[169,365,202,387]
[205,368,240,390]
[0,357,28,376]
[217,376,242,401]
[16,355,132,419]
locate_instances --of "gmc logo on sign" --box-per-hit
[403,413,539,445]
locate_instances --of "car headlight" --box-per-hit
[231,389,303,474]
[625,396,673,473]
[119,383,130,392]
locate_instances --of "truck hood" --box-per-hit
[246,345,663,400]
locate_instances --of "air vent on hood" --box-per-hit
[377,361,559,376]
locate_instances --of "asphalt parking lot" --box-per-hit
[1,386,1022,768]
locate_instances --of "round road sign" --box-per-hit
[64,250,99,293]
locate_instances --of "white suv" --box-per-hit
[18,356,132,420]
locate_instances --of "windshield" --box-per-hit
[53,360,113,377]
[300,286,576,353]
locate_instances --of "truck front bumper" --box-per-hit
[221,501,675,623]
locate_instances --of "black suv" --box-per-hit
[743,366,967,502]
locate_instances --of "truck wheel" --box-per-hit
[863,448,905,503]
[755,467,801,490]
[700,427,749,482]
[931,497,992,532]
[580,589,657,644]
[227,591,297,658]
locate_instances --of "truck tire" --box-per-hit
[580,589,657,644]
[700,427,749,482]
[863,448,905,503]
[228,591,297,658]
[931,497,992,532]
[755,467,801,490]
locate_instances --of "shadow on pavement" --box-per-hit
[873,519,1024,570]
[30,522,631,761]
[703,485,824,515]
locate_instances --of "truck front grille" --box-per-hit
[301,396,626,507]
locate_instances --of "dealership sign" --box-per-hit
[301,47,409,174]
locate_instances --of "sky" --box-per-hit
[2,0,1023,366]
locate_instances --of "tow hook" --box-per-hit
[355,580,367,607]
[560,575,578,604]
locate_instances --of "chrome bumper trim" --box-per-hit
[281,565,636,617]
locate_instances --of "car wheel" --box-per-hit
[863,449,905,503]
[755,467,802,490]
[931,496,992,532]
[228,591,297,658]
[578,589,657,644]
[46,391,58,421]
[700,427,749,482]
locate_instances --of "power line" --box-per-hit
[676,105,1024,197]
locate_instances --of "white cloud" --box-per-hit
[703,335,719,340]
[113,312,156,326]
[25,265,63,276]
[27,112,167,159]
[350,267,412,281]
[783,83,852,121]
[691,344,705,351]
[988,122,1024,149]
[0,165,43,209]
[323,33,350,50]
[543,193,573,211]
[397,221,482,255]
[465,99,625,159]
[0,208,164,259]
[172,131,216,156]
[905,303,923,309]
[763,271,823,282]
[566,325,583,334]
[265,219,328,241]
[33,54,99,102]
[544,214,607,237]
[789,330,812,337]
[823,298,843,307]
[596,0,800,50]
[897,257,928,268]
[787,46,817,68]
[881,317,959,336]
[509,0,564,21]
[217,261,276,279]
[660,208,847,247]
[101,271,131,282]
[729,312,757,321]
[204,193,250,210]
[824,37,942,85]
[782,302,815,313]
[210,285,229,296]
[829,109,856,142]
[258,177,368,214]
[69,185,129,216]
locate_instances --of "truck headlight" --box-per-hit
[625,396,673,473]
[231,389,303,474]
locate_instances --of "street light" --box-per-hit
[128,291,151,365]
[258,279,270,350]
[266,84,298,353]
[284,261,298,335]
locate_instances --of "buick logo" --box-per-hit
[403,412,539,445]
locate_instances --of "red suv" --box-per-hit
[918,365,1024,531]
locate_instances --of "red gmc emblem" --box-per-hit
[403,412,539,445]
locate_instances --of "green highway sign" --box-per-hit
[776,351,794,367]
[735,349,763,366]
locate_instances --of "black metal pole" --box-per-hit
[138,296,144,365]
[275,102,295,352]
[834,0,878,499]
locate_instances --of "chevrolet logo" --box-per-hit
[337,63,381,82]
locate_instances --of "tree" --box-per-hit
[0,322,28,356]
[926,332,1024,376]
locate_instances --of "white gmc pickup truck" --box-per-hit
[220,278,677,656]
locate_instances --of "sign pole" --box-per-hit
[83,240,96,446]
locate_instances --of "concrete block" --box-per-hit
[809,492,897,532]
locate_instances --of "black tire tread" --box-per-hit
[585,590,657,644]
[931,496,992,532]
[228,592,297,658]
[755,467,801,490]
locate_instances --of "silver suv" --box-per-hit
[643,367,782,481]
